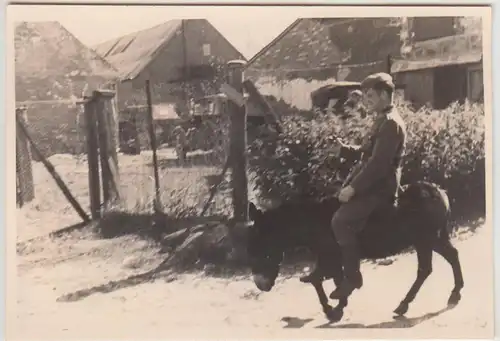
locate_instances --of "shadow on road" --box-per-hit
[56,255,179,303]
[281,316,314,328]
[55,212,232,303]
[315,305,455,329]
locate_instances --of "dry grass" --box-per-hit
[17,148,235,242]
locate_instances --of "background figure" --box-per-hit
[344,89,367,118]
[172,124,187,166]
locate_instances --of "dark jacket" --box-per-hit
[340,105,406,200]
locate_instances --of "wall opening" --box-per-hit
[433,65,467,109]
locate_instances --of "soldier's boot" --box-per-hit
[330,244,363,299]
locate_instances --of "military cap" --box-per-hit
[361,72,395,91]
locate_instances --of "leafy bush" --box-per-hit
[248,100,485,223]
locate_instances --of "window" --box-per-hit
[203,44,211,57]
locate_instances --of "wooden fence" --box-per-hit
[16,63,280,231]
[16,90,120,226]
[82,90,120,219]
[219,60,283,224]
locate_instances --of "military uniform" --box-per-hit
[329,73,407,299]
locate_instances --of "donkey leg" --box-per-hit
[328,255,345,298]
[302,233,340,284]
[329,256,348,321]
[394,245,433,316]
[433,237,464,306]
[311,280,346,322]
[311,280,335,319]
[300,253,326,283]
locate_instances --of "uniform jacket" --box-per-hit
[340,105,406,200]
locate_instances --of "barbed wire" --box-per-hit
[245,59,387,73]
[16,99,84,106]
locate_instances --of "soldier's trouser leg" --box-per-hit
[330,196,380,299]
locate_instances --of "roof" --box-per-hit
[246,18,302,67]
[245,18,405,83]
[247,18,376,68]
[93,19,246,82]
[15,21,118,79]
[93,20,183,81]
[15,21,118,103]
[391,33,483,73]
[246,18,347,71]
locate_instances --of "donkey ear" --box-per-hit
[248,202,262,221]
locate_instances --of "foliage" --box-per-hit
[248,101,485,223]
[456,16,483,35]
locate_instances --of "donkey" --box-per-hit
[246,181,464,322]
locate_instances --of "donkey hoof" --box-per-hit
[393,302,409,316]
[325,306,344,323]
[448,291,461,306]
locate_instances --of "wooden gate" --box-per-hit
[82,90,121,219]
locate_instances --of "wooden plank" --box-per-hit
[227,60,249,222]
[83,98,101,219]
[94,96,110,205]
[103,93,120,200]
[16,141,23,207]
[16,107,34,206]
[94,91,120,207]
[16,115,90,223]
[109,88,120,153]
[221,83,246,107]
[145,80,162,212]
[242,80,283,134]
[93,89,116,98]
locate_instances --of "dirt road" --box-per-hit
[11,224,493,340]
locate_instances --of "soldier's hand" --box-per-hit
[331,137,345,158]
[338,185,355,203]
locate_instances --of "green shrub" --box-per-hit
[248,101,485,223]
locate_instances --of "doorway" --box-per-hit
[433,65,467,109]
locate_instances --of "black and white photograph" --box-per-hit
[8,4,493,339]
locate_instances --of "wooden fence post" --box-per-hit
[83,97,101,219]
[16,113,90,223]
[145,80,162,212]
[227,60,249,222]
[16,107,34,206]
[94,90,120,208]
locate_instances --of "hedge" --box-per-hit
[248,100,485,224]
